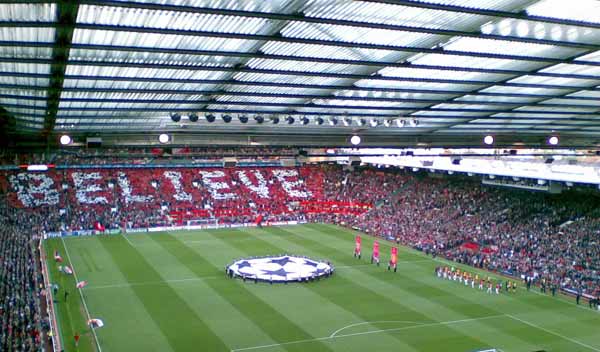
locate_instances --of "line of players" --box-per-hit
[435,266,518,295]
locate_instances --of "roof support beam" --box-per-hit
[363,0,600,30]
[2,22,599,66]
[2,40,600,80]
[74,0,600,50]
[1,71,598,93]
[1,57,599,90]
[427,49,600,133]
[43,0,79,136]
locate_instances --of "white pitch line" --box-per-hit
[85,276,219,290]
[506,314,600,352]
[329,320,428,338]
[61,237,103,352]
[122,233,136,247]
[230,314,506,352]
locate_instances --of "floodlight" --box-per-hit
[483,135,494,145]
[158,133,170,144]
[188,113,198,122]
[59,135,72,145]
[205,114,216,123]
[350,135,361,145]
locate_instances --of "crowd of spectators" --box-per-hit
[1,162,599,351]
[314,170,600,299]
[0,195,48,352]
[0,146,300,166]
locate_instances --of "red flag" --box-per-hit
[255,215,264,226]
[94,221,105,232]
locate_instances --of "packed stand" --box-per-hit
[2,163,600,303]
[0,147,300,166]
[326,172,600,300]
[0,194,47,352]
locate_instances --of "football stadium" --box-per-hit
[1,1,600,351]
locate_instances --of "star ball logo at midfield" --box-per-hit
[227,255,334,283]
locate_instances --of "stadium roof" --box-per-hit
[1,0,600,147]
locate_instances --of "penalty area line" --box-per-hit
[506,314,600,352]
[230,314,506,352]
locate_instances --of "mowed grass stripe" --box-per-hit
[98,235,229,352]
[261,226,543,350]
[64,237,174,352]
[123,233,279,351]
[149,232,336,352]
[224,228,489,351]
[306,225,600,347]
[296,225,596,350]
[195,230,421,352]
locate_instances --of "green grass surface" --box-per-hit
[45,224,600,352]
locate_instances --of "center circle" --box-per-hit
[226,255,334,283]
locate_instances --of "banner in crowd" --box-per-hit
[44,221,306,238]
[299,200,373,215]
[3,167,314,208]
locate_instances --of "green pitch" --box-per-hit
[44,224,600,352]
